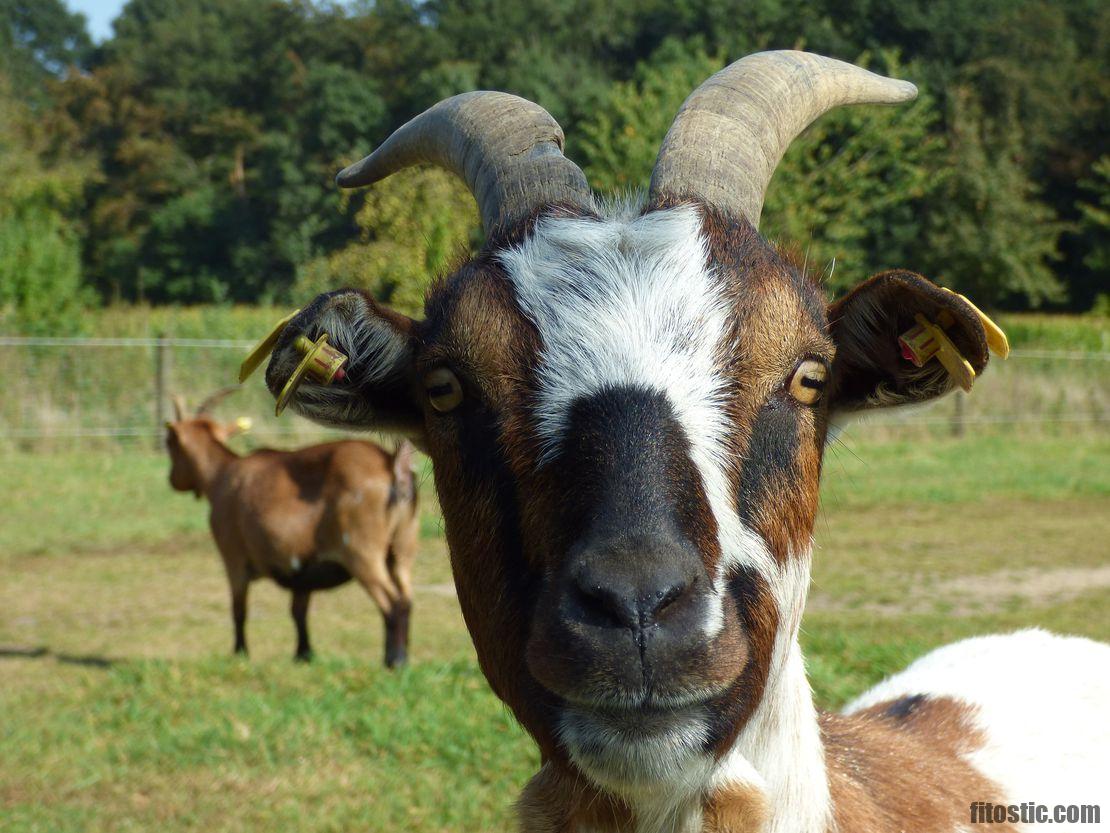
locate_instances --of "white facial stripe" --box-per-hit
[499,206,728,460]
[499,204,777,589]
[504,204,826,830]
[720,551,830,833]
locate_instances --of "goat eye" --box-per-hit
[787,359,827,405]
[423,367,464,413]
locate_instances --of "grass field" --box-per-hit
[1,428,1108,832]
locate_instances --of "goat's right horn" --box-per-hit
[335,92,594,234]
[648,51,917,228]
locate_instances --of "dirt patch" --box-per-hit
[415,582,457,597]
[809,564,1110,616]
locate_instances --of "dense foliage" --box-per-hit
[1,0,1106,326]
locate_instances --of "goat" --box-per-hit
[165,389,419,667]
[259,51,1109,832]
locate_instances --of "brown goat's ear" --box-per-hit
[827,270,992,416]
[264,289,424,437]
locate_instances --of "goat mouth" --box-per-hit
[556,700,713,788]
[552,682,721,745]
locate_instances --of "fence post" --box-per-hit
[951,390,966,438]
[154,333,169,449]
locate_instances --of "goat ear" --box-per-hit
[827,270,992,417]
[264,289,424,437]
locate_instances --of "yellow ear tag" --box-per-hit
[234,417,253,433]
[900,313,976,392]
[941,288,1010,359]
[274,333,348,416]
[898,290,1011,393]
[239,309,301,383]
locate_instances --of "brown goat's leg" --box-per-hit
[291,590,313,662]
[385,599,411,669]
[231,582,249,656]
[386,542,416,668]
[346,554,404,669]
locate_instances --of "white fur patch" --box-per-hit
[499,206,729,461]
[499,204,777,584]
[847,629,1110,829]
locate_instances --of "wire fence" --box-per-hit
[0,336,1107,450]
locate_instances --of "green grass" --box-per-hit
[2,658,536,832]
[821,432,1110,508]
[997,311,1110,352]
[1,432,1108,831]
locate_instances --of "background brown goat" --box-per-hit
[164,388,419,666]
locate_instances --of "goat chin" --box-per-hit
[558,703,713,794]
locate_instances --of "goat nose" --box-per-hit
[571,561,694,633]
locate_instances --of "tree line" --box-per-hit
[1,0,1107,332]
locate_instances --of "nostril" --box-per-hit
[651,580,688,620]
[574,580,638,630]
[570,566,696,632]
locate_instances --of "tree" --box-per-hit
[0,75,91,333]
[577,39,722,193]
[55,0,391,303]
[294,168,479,317]
[0,0,92,91]
[761,55,945,294]
[1077,156,1110,279]
[919,87,1065,308]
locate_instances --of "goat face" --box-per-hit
[263,52,993,792]
[264,199,992,788]
[165,417,239,498]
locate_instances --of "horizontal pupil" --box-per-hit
[427,384,455,397]
[799,376,826,389]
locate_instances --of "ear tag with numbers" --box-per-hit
[273,333,348,416]
[897,290,1009,393]
[238,310,349,416]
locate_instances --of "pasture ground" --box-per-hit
[1,431,1109,831]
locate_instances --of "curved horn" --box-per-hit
[648,51,917,228]
[171,394,187,422]
[196,386,240,416]
[335,91,594,233]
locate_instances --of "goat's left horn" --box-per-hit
[196,386,240,416]
[648,50,917,228]
[335,91,594,234]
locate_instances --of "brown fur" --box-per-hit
[518,764,636,832]
[517,697,1006,833]
[702,782,770,833]
[165,413,419,665]
[823,696,1016,833]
